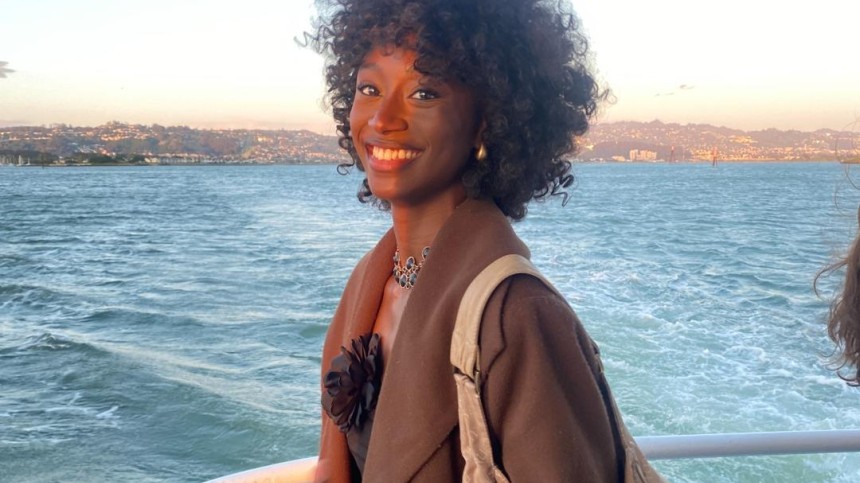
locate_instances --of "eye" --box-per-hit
[357,84,379,96]
[410,89,440,100]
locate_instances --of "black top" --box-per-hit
[321,333,383,475]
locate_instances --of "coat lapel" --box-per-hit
[363,199,529,481]
[317,229,395,483]
[339,230,396,345]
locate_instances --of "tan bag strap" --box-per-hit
[450,254,550,483]
[451,254,665,483]
[451,254,552,378]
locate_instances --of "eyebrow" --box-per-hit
[357,61,418,73]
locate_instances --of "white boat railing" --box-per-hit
[636,429,860,460]
[208,429,860,482]
[208,456,317,483]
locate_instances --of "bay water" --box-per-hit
[2,163,859,482]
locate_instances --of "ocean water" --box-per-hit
[1,163,859,482]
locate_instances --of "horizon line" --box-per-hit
[2,119,859,135]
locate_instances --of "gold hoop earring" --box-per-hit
[475,144,487,162]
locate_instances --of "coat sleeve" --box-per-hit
[479,275,623,482]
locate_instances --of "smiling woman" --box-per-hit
[306,0,660,482]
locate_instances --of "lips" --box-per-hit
[365,143,422,172]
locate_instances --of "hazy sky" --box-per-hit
[1,0,858,133]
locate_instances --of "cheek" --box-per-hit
[348,102,360,127]
[348,106,364,156]
[440,108,479,152]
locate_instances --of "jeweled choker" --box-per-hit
[393,246,430,289]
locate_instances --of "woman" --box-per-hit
[818,206,860,387]
[310,0,629,480]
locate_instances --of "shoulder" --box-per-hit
[323,245,384,354]
[479,273,601,378]
[339,239,387,300]
[346,249,374,285]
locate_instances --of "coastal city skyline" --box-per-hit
[4,120,858,165]
[1,0,859,133]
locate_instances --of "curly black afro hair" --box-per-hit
[310,0,604,220]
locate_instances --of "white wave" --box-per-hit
[96,406,119,419]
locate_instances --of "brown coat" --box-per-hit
[317,199,623,482]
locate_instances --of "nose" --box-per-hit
[368,95,408,133]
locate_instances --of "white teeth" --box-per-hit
[370,146,419,161]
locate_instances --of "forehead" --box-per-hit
[359,46,419,73]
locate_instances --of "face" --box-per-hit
[349,46,481,207]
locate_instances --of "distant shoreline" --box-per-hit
[3,121,858,165]
[0,161,341,168]
[2,159,849,169]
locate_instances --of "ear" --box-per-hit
[473,118,486,148]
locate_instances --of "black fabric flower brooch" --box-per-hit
[322,333,383,433]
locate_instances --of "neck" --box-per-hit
[389,190,466,259]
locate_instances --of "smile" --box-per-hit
[369,145,421,161]
[366,144,422,172]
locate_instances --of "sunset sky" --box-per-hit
[1,0,858,133]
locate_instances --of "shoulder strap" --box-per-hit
[450,254,546,483]
[451,254,554,378]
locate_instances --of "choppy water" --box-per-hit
[2,163,859,482]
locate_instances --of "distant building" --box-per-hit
[629,149,658,161]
